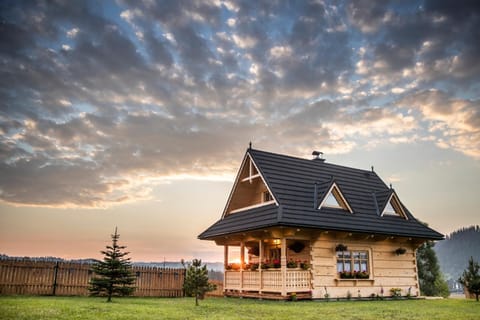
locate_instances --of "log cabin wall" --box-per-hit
[310,232,419,299]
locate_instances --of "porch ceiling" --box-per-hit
[212,226,313,246]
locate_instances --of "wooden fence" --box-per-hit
[0,259,185,297]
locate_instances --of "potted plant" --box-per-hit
[335,244,348,252]
[261,260,273,269]
[339,271,355,279]
[300,260,310,270]
[250,263,259,271]
[273,259,281,268]
[355,271,369,279]
[390,287,402,298]
[287,259,298,268]
[395,247,407,255]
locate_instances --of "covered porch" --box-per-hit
[220,228,313,299]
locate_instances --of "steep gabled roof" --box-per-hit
[198,148,444,240]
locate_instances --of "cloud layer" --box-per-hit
[1,0,479,207]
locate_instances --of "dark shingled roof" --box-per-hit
[198,148,444,240]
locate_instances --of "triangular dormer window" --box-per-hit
[318,182,353,213]
[381,193,407,219]
[324,192,341,208]
[223,153,277,216]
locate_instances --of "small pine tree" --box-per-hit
[183,259,216,306]
[89,227,136,302]
[416,241,449,297]
[458,257,480,301]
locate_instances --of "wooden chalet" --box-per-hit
[198,147,443,300]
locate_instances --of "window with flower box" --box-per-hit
[336,250,370,279]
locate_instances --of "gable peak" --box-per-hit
[222,152,277,217]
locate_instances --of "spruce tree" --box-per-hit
[416,241,449,297]
[183,259,216,306]
[89,227,136,302]
[458,257,480,301]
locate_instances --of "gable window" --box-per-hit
[383,201,396,215]
[336,250,369,273]
[318,182,353,213]
[263,191,273,202]
[324,192,341,208]
[224,154,277,215]
[382,193,407,219]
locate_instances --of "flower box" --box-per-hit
[339,271,370,279]
[249,263,259,271]
[339,271,355,279]
[355,271,370,279]
[300,261,310,270]
[287,260,298,268]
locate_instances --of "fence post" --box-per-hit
[52,261,59,296]
[183,268,186,297]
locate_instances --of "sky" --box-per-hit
[0,0,479,263]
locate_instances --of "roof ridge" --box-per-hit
[249,148,376,175]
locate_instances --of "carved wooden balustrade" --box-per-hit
[224,269,311,294]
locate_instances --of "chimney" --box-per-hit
[312,151,325,162]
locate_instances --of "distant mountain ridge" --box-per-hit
[434,225,480,283]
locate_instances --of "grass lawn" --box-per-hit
[0,296,478,320]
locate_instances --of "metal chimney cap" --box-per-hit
[312,151,324,161]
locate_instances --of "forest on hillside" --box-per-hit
[434,225,480,287]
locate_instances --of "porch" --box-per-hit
[221,232,313,299]
[224,269,311,299]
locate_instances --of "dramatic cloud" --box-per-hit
[398,90,480,158]
[1,0,479,207]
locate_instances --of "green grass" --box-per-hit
[0,296,478,320]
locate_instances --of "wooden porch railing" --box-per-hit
[225,270,311,293]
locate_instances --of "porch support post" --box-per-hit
[281,237,287,296]
[224,245,228,292]
[240,241,245,292]
[259,239,263,293]
[224,245,229,269]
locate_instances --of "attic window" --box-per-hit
[263,191,273,202]
[382,193,407,219]
[319,183,353,213]
[224,153,278,216]
[324,192,342,208]
[383,202,396,215]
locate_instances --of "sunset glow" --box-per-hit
[0,1,479,262]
